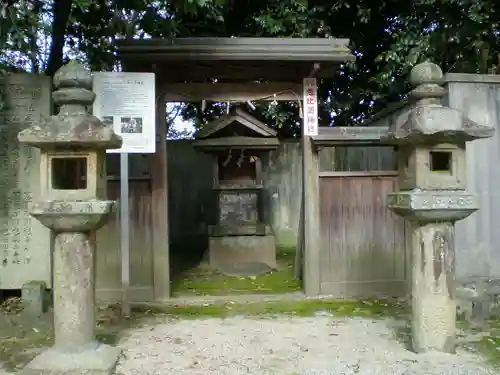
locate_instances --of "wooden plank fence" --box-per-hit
[318,170,410,298]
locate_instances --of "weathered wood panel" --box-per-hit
[167,140,213,244]
[259,141,337,248]
[334,146,396,171]
[165,140,387,249]
[95,179,154,302]
[319,173,408,298]
[261,142,303,248]
[92,140,399,302]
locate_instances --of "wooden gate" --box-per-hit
[318,171,410,298]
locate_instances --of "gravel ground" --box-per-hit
[115,316,499,375]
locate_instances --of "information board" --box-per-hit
[92,72,156,154]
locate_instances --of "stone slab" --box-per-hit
[21,343,121,375]
[0,73,51,289]
[30,200,115,232]
[21,280,48,315]
[387,189,478,222]
[209,235,276,271]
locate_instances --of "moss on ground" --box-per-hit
[0,331,52,372]
[467,335,500,368]
[458,318,500,369]
[132,298,408,320]
[171,247,302,297]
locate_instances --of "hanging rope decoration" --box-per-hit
[190,89,304,118]
[221,148,247,168]
[222,147,233,167]
[236,149,245,168]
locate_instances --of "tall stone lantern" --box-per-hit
[384,61,494,353]
[18,61,123,375]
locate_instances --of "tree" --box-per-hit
[2,0,500,132]
[0,0,42,71]
[1,0,227,73]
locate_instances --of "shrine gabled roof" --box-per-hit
[115,37,354,82]
[195,107,277,139]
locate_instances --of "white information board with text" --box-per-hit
[93,72,156,154]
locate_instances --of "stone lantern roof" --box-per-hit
[18,61,122,150]
[383,61,494,145]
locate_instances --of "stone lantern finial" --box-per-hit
[18,62,121,150]
[51,60,95,111]
[408,61,445,104]
[54,60,93,90]
[383,61,494,145]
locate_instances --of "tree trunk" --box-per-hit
[45,0,73,77]
[30,0,42,73]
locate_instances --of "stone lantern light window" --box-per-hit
[430,151,452,173]
[51,156,88,190]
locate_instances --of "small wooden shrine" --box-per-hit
[193,106,280,276]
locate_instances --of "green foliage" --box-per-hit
[2,0,500,133]
[0,0,40,69]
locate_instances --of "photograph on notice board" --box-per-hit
[120,117,143,134]
[101,116,113,127]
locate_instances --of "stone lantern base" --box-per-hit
[21,201,122,375]
[388,189,479,353]
[22,343,121,375]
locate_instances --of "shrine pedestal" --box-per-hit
[208,227,276,275]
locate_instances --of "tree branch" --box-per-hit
[166,105,183,132]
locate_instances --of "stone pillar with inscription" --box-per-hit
[17,61,123,375]
[0,73,51,290]
[385,61,494,353]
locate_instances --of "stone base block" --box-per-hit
[209,235,276,272]
[22,281,48,316]
[21,343,121,375]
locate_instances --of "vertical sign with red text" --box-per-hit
[302,78,318,136]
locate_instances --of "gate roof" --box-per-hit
[115,37,354,82]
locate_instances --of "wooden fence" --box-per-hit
[91,141,409,301]
[318,171,410,298]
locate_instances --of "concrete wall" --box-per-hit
[444,74,500,286]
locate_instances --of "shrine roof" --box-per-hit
[115,37,354,82]
[195,107,277,139]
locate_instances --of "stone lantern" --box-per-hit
[18,61,123,375]
[384,61,494,353]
